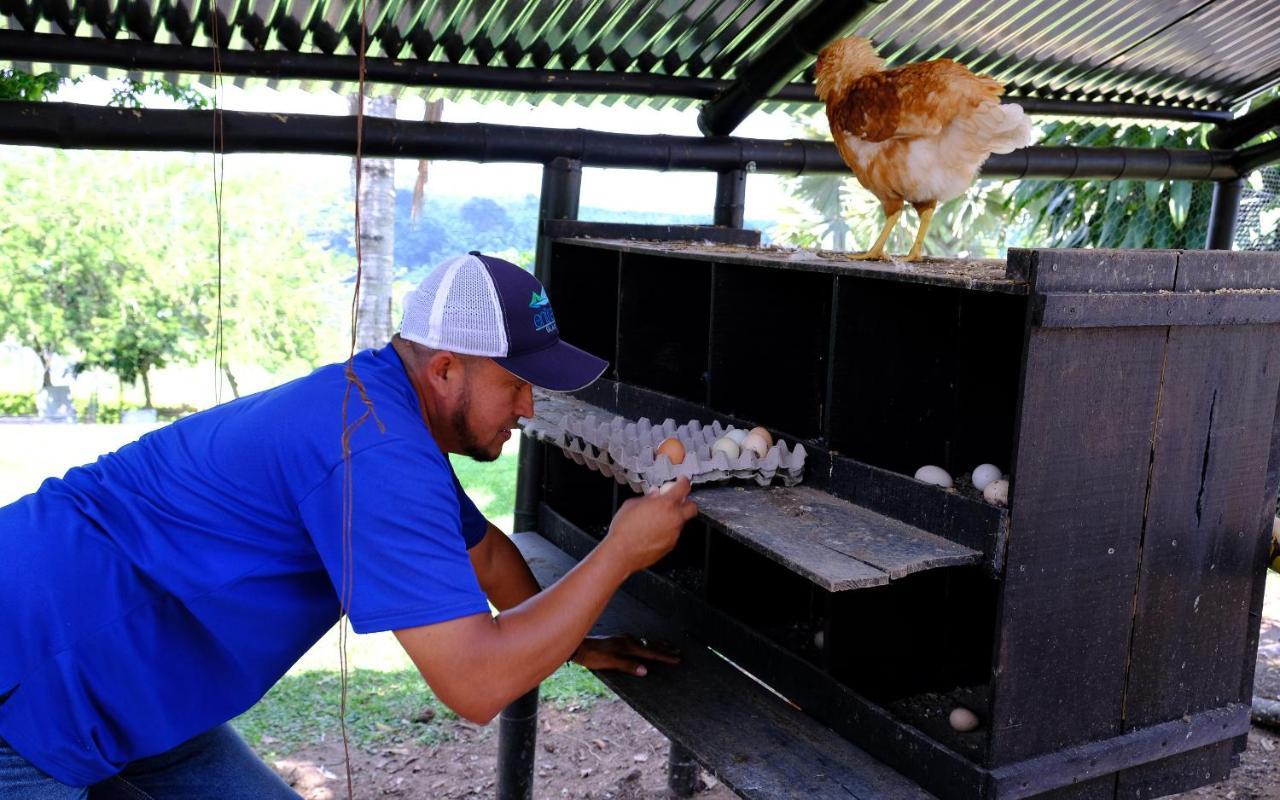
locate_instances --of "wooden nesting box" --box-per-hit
[527,234,1280,800]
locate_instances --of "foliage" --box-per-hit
[233,664,610,758]
[0,392,37,416]
[0,68,61,101]
[0,150,348,403]
[0,163,129,386]
[108,78,208,110]
[1004,121,1214,249]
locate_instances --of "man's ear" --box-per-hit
[423,350,459,395]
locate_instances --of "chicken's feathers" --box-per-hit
[827,59,1004,143]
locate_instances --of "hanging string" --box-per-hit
[209,0,226,406]
[338,0,383,795]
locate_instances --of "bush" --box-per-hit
[72,399,198,423]
[0,392,37,416]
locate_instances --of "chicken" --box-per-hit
[815,36,1033,261]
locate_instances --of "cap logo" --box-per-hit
[530,290,558,334]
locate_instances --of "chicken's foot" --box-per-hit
[905,203,936,262]
[846,210,901,261]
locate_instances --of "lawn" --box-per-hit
[0,421,613,759]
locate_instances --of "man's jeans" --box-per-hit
[0,724,299,799]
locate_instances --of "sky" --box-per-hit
[51,76,820,222]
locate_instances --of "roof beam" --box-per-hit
[1235,137,1280,174]
[1209,97,1280,149]
[696,0,885,137]
[0,30,1235,124]
[0,101,1239,181]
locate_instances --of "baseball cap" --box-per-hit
[399,251,608,392]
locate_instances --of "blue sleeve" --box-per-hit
[449,463,489,549]
[297,440,491,634]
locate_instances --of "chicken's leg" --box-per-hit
[847,202,902,261]
[905,201,937,262]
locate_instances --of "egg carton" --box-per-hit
[520,392,806,494]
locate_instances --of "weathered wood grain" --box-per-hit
[513,531,938,800]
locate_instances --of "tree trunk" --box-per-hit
[140,367,153,409]
[222,363,241,399]
[351,93,398,350]
[39,354,52,389]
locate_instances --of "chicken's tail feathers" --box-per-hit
[972,101,1034,154]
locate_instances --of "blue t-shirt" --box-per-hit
[0,344,492,786]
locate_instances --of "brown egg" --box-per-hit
[655,437,685,465]
[748,426,774,448]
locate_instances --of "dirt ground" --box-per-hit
[273,618,1280,800]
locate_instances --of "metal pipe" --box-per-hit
[667,742,700,798]
[496,687,540,800]
[1235,137,1280,174]
[0,102,1241,181]
[0,30,1237,124]
[514,158,581,534]
[1209,97,1280,149]
[1206,179,1243,250]
[714,168,747,228]
[697,0,885,136]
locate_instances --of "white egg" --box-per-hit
[949,707,980,732]
[659,481,679,495]
[712,436,741,460]
[971,464,1003,492]
[983,478,1009,507]
[725,428,749,446]
[914,465,953,489]
[741,431,770,459]
[813,630,825,650]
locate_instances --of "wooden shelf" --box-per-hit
[514,532,938,800]
[526,391,982,593]
[554,237,1028,294]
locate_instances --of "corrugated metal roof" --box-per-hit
[2,0,1278,113]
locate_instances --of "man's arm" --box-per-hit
[396,478,696,725]
[469,521,541,611]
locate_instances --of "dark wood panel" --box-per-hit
[989,325,1171,766]
[1112,741,1235,800]
[537,505,991,800]
[1122,325,1280,729]
[546,243,620,375]
[513,532,936,800]
[697,485,980,586]
[1175,250,1280,291]
[616,252,712,403]
[1008,249,1179,291]
[547,220,761,246]
[1034,290,1280,328]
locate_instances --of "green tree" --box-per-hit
[0,157,126,386]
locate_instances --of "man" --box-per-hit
[0,251,697,798]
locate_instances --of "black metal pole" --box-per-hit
[697,0,885,136]
[667,742,700,798]
[0,31,1234,124]
[0,102,1242,182]
[1208,97,1280,149]
[514,158,581,534]
[714,168,747,228]
[1206,178,1243,250]
[496,687,540,800]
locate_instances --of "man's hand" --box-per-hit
[601,476,698,573]
[571,634,681,677]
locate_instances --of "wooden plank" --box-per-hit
[1034,290,1280,328]
[546,219,761,246]
[696,485,981,585]
[512,531,938,800]
[1007,249,1179,291]
[556,237,1027,294]
[989,705,1250,800]
[1121,325,1280,727]
[569,379,1008,570]
[1175,249,1280,291]
[537,506,991,800]
[989,322,1171,766]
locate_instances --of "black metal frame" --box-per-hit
[0,102,1243,182]
[0,29,1238,124]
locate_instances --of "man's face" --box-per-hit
[449,357,534,462]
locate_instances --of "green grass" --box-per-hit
[233,663,612,759]
[448,440,519,533]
